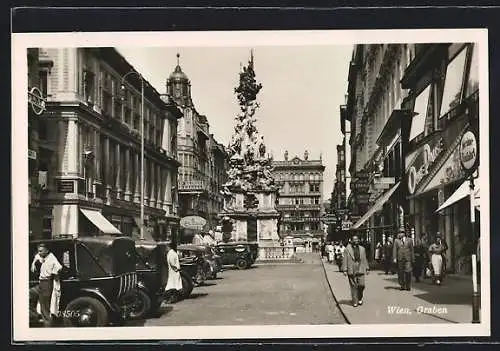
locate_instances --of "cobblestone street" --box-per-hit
[141,254,346,326]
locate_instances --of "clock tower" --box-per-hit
[166,53,192,107]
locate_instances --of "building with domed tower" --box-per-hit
[166,54,229,236]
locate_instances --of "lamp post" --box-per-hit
[121,71,145,240]
[459,128,480,323]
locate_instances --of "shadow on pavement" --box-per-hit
[414,292,473,306]
[187,292,209,300]
[199,282,216,287]
[384,286,402,290]
[337,299,353,306]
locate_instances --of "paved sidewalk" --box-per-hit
[322,259,480,324]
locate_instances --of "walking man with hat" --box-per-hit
[393,229,415,291]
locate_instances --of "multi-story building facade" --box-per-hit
[401,43,480,274]
[331,144,347,210]
[343,44,414,254]
[32,47,183,241]
[341,43,480,273]
[166,55,228,235]
[272,151,326,240]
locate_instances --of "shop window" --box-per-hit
[466,44,479,97]
[409,85,431,141]
[439,47,467,118]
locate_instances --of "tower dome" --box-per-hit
[166,53,192,106]
[169,53,189,81]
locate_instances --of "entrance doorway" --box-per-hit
[247,218,257,242]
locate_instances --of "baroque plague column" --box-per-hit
[220,51,280,253]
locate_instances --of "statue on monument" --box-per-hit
[220,50,280,247]
[223,50,277,196]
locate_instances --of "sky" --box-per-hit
[117,45,353,198]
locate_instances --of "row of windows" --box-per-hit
[409,43,479,143]
[78,51,169,149]
[78,122,173,202]
[284,211,321,218]
[279,197,321,205]
[273,172,323,182]
[283,223,321,231]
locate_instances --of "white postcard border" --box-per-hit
[12,28,490,341]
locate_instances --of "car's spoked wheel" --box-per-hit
[63,297,108,327]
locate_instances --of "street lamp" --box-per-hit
[121,70,145,240]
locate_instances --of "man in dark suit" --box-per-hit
[342,235,369,307]
[382,236,394,274]
[393,229,415,290]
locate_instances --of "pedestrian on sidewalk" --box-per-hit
[393,229,415,291]
[164,241,183,303]
[334,242,344,272]
[342,235,369,307]
[382,236,394,274]
[428,235,447,285]
[326,242,334,264]
[413,234,427,283]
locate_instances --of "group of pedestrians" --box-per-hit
[325,230,449,308]
[321,241,346,273]
[378,230,448,288]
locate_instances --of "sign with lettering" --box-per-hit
[406,137,444,195]
[28,87,46,115]
[341,220,353,230]
[320,214,338,224]
[180,215,207,230]
[459,130,479,172]
[57,180,75,193]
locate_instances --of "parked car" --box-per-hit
[29,235,137,327]
[215,241,256,269]
[120,240,195,320]
[178,244,218,281]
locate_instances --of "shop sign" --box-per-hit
[459,129,479,173]
[407,137,444,195]
[320,214,338,224]
[180,215,207,230]
[57,180,74,193]
[28,87,46,115]
[440,147,467,186]
[342,220,353,230]
[28,149,37,160]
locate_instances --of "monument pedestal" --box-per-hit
[220,191,281,253]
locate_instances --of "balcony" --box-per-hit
[178,180,209,193]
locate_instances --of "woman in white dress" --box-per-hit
[428,236,447,285]
[164,242,183,303]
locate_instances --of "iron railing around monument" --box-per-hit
[259,246,295,260]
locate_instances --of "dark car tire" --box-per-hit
[236,258,248,270]
[63,296,109,327]
[180,272,194,299]
[127,289,152,320]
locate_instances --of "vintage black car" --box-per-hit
[215,241,257,269]
[29,235,137,327]
[119,240,195,320]
[178,244,218,282]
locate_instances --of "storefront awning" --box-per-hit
[351,182,400,229]
[435,179,480,213]
[80,209,122,235]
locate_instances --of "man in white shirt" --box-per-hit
[29,243,63,327]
